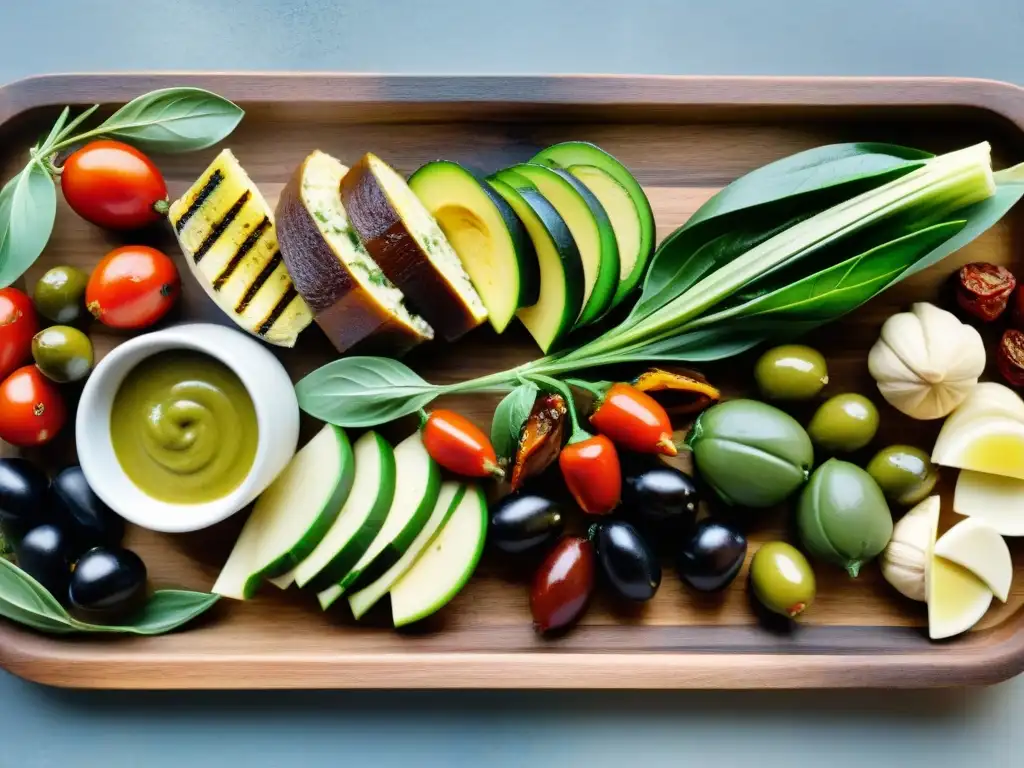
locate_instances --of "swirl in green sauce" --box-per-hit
[110,351,258,505]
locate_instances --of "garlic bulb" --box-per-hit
[868,302,985,420]
[881,495,940,601]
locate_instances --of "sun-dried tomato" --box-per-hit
[957,262,1016,322]
[997,330,1024,387]
[631,368,721,417]
[510,393,568,490]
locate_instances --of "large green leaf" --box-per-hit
[720,220,967,323]
[0,163,57,288]
[630,143,932,322]
[91,87,244,153]
[490,382,539,462]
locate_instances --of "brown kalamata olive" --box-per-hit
[530,536,594,634]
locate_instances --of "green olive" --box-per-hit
[866,445,938,506]
[754,345,828,401]
[807,393,879,453]
[33,266,89,324]
[31,326,94,383]
[750,541,816,618]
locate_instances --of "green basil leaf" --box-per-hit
[0,596,77,634]
[296,356,444,428]
[630,144,931,322]
[68,591,220,635]
[54,104,100,145]
[490,382,539,461]
[0,554,70,620]
[0,559,217,636]
[38,106,70,152]
[95,87,243,153]
[0,163,57,288]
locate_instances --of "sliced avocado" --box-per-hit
[531,142,654,308]
[565,165,644,310]
[487,171,584,353]
[408,161,538,333]
[510,163,618,328]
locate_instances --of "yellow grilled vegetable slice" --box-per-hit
[169,149,313,347]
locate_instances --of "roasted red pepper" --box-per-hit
[559,434,621,515]
[957,262,1016,322]
[998,330,1024,387]
[589,382,677,456]
[631,367,720,417]
[421,409,504,478]
[511,393,568,490]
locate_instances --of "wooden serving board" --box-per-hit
[2,74,1024,690]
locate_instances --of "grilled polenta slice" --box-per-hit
[276,151,434,355]
[169,150,313,347]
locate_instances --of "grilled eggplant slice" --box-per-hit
[340,153,488,341]
[275,151,433,355]
[169,149,313,347]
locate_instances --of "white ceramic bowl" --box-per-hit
[77,323,299,533]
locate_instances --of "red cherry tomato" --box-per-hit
[0,287,38,380]
[590,382,677,456]
[421,409,503,478]
[558,434,621,515]
[86,245,180,329]
[530,536,594,634]
[0,365,66,447]
[61,140,168,230]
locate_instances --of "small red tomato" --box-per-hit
[61,140,169,230]
[0,287,38,380]
[531,536,595,634]
[86,245,180,329]
[589,382,677,456]
[558,434,621,515]
[0,365,66,447]
[421,409,503,478]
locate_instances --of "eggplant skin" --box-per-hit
[340,153,485,342]
[275,153,431,356]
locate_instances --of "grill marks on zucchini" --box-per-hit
[259,287,300,337]
[236,251,283,314]
[215,216,271,290]
[172,169,223,234]
[168,149,313,348]
[192,190,252,264]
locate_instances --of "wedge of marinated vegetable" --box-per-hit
[213,425,355,600]
[390,485,488,626]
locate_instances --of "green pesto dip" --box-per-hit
[110,351,259,505]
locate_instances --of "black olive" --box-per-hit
[489,494,564,554]
[69,547,148,622]
[0,458,49,532]
[676,519,747,592]
[15,524,75,599]
[50,466,124,550]
[622,464,699,536]
[591,520,661,602]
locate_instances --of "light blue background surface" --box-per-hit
[3,1,1024,765]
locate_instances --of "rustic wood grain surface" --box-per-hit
[2,74,1024,689]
